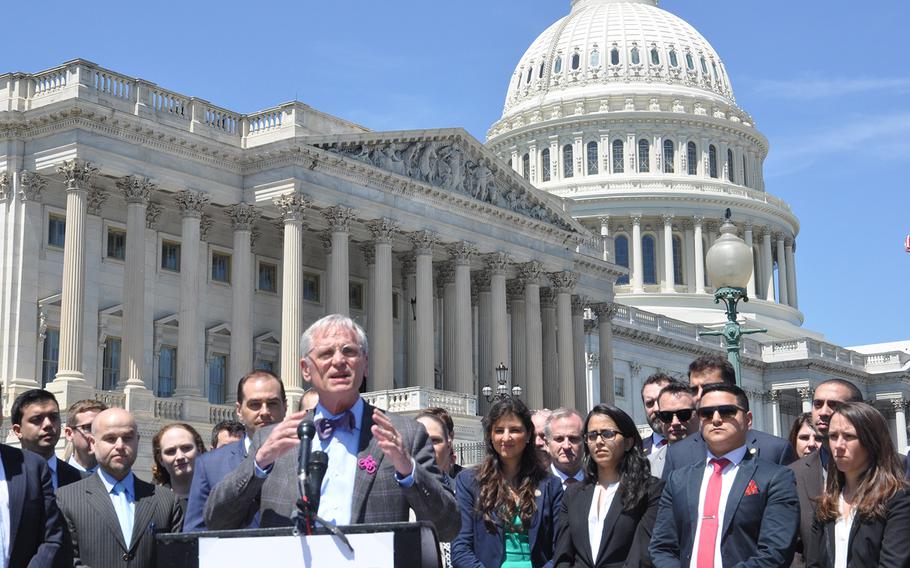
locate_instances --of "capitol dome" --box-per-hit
[486,0,808,340]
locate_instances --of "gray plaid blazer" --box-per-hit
[56,472,183,568]
[205,400,459,541]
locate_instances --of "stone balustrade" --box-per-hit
[363,386,478,416]
[454,441,485,467]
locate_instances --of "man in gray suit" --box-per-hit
[57,408,183,567]
[205,314,460,541]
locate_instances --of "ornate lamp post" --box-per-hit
[700,209,766,386]
[482,363,522,403]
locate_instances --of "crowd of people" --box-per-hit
[1,314,909,567]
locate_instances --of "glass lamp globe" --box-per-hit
[705,215,753,289]
[511,385,522,398]
[481,385,492,398]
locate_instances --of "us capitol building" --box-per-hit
[2,0,909,470]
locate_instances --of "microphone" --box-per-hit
[297,420,316,497]
[305,451,328,513]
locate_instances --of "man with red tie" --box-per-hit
[649,383,799,567]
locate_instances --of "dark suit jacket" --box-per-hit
[806,489,910,568]
[451,469,562,568]
[205,400,459,540]
[0,444,68,568]
[662,430,796,479]
[55,458,84,489]
[649,450,800,568]
[554,476,663,568]
[643,436,655,457]
[57,472,183,568]
[790,450,824,567]
[183,438,249,532]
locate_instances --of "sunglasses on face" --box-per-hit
[657,408,696,424]
[584,429,620,443]
[697,405,745,420]
[812,399,841,411]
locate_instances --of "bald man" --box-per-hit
[57,408,183,568]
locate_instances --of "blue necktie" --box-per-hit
[111,481,134,547]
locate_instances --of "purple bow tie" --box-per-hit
[315,411,355,440]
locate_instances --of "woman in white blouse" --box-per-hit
[553,405,662,568]
[806,402,910,568]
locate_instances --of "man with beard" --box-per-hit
[641,373,672,456]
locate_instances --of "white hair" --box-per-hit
[298,314,369,362]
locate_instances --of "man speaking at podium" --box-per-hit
[205,314,459,541]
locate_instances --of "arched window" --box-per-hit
[711,61,719,81]
[554,56,562,74]
[610,48,620,65]
[630,47,641,65]
[522,153,530,181]
[727,149,735,182]
[612,140,624,173]
[563,144,574,178]
[590,50,600,67]
[571,52,580,70]
[642,235,657,284]
[685,52,695,70]
[700,56,708,75]
[663,139,675,173]
[538,62,545,79]
[615,235,630,285]
[638,139,650,173]
[742,155,749,187]
[526,66,533,84]
[708,145,718,178]
[586,141,599,175]
[514,72,522,91]
[541,148,551,182]
[650,47,660,65]
[687,141,698,175]
[672,235,684,285]
[669,49,679,68]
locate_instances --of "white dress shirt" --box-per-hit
[689,444,749,568]
[588,481,620,562]
[833,494,855,568]
[0,455,9,568]
[550,464,584,490]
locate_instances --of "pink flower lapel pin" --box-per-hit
[358,455,378,475]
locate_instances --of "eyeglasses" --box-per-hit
[584,429,620,443]
[812,399,841,411]
[697,405,745,420]
[308,344,363,362]
[71,424,92,436]
[657,408,696,424]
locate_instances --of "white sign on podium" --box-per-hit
[199,533,394,568]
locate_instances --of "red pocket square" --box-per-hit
[744,479,760,496]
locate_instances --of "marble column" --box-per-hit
[323,205,354,316]
[519,262,544,410]
[174,191,210,397]
[693,215,705,294]
[592,303,617,405]
[743,221,757,298]
[319,231,333,310]
[762,227,775,302]
[438,263,456,389]
[487,253,511,377]
[571,295,588,411]
[550,271,578,409]
[631,215,644,293]
[776,234,789,306]
[116,176,154,390]
[892,399,908,452]
[411,231,437,389]
[367,219,398,391]
[661,214,675,293]
[508,280,527,397]
[227,203,259,401]
[769,389,781,437]
[599,216,612,262]
[798,386,813,414]
[448,241,477,397]
[540,288,559,409]
[274,194,310,405]
[54,160,98,383]
[474,270,492,415]
[400,253,417,387]
[785,239,798,309]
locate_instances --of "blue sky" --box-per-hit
[4,0,908,348]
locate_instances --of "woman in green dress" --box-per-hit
[451,398,563,568]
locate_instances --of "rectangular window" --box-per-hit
[48,215,66,248]
[157,346,176,398]
[208,353,227,404]
[255,360,274,372]
[303,272,321,302]
[349,281,364,311]
[211,252,231,283]
[161,241,181,272]
[258,262,278,293]
[41,329,60,387]
[102,337,121,390]
[614,377,625,398]
[106,227,126,260]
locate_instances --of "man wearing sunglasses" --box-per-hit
[648,381,698,477]
[788,378,863,567]
[662,355,796,478]
[650,383,799,568]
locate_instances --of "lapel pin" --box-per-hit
[358,455,378,475]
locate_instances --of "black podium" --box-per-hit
[157,522,442,568]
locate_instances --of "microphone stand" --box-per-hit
[291,451,354,554]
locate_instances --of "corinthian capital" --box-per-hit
[273,193,311,223]
[145,203,163,229]
[591,302,618,320]
[116,175,155,204]
[176,190,211,218]
[366,218,399,243]
[227,203,260,231]
[0,172,8,201]
[548,270,578,293]
[571,295,589,315]
[87,187,109,216]
[447,241,477,265]
[18,171,47,202]
[359,243,376,265]
[322,205,355,232]
[518,260,543,284]
[56,159,98,191]
[199,214,215,242]
[409,230,438,255]
[484,252,512,275]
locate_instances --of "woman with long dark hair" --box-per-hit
[806,402,910,567]
[553,404,662,567]
[451,398,562,568]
